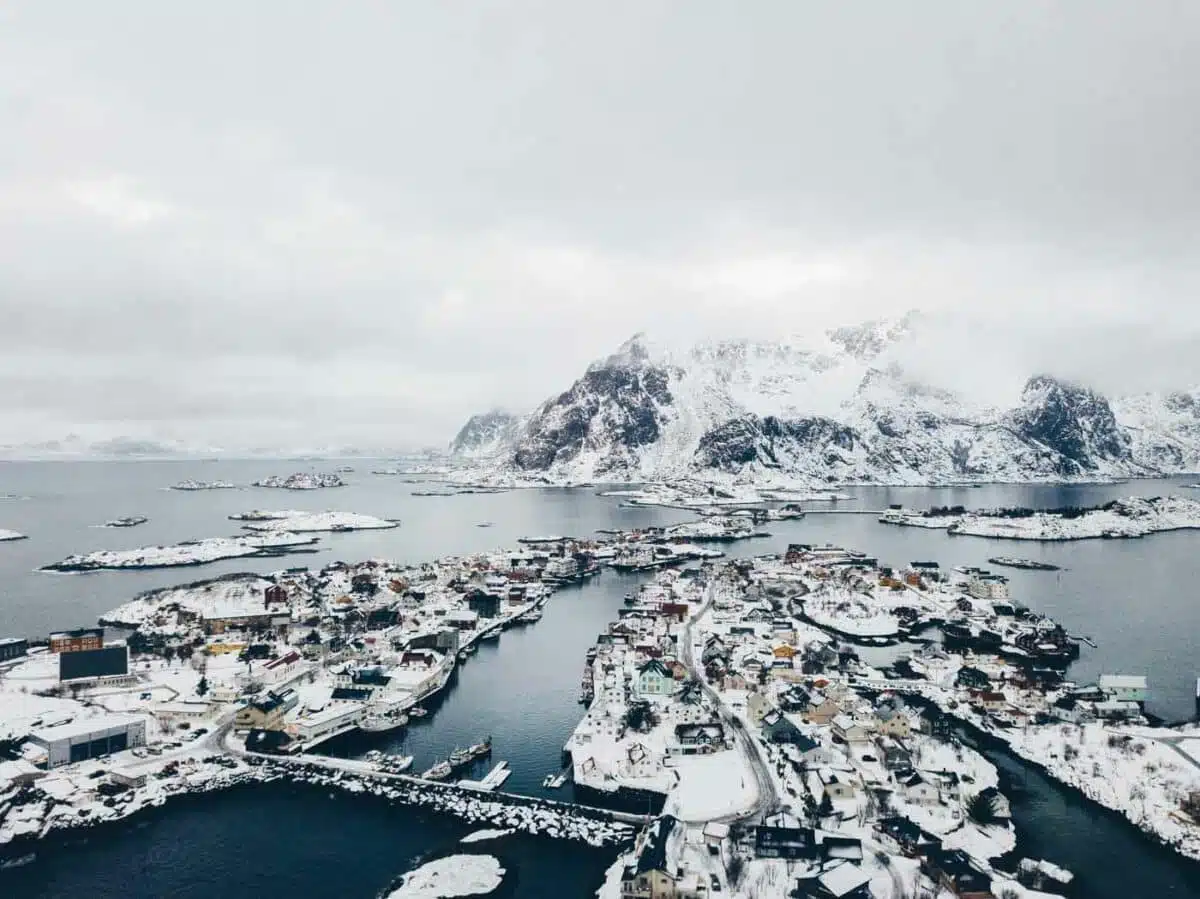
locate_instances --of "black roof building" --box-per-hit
[59,645,128,682]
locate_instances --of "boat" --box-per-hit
[408,706,428,718]
[385,755,414,773]
[359,712,409,734]
[479,629,501,642]
[517,609,543,624]
[457,649,469,661]
[467,736,492,759]
[623,592,636,605]
[477,522,494,528]
[449,748,472,766]
[988,557,1061,571]
[105,516,148,528]
[421,761,453,781]
[543,771,568,789]
[465,642,478,654]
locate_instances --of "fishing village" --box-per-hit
[2,502,1200,898]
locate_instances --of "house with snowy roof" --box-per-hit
[621,815,708,899]
[794,860,874,899]
[636,659,675,697]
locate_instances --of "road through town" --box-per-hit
[679,581,780,825]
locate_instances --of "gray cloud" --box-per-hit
[1,2,1198,447]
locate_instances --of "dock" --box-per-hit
[459,761,512,792]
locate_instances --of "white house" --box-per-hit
[635,659,675,697]
[1099,674,1147,704]
[900,771,940,805]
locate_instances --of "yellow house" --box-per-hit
[206,640,246,655]
[772,645,798,659]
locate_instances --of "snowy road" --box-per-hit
[680,583,780,824]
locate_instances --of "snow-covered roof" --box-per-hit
[31,714,144,743]
[1099,674,1147,690]
[818,862,871,897]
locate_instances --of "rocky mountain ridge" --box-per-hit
[451,320,1200,486]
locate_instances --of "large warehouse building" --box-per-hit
[28,715,147,768]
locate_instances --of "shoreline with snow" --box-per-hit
[881,495,1200,541]
[234,510,399,533]
[40,532,320,572]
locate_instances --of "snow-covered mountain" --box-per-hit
[456,317,1200,486]
[449,410,524,459]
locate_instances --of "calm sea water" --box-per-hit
[2,461,1200,897]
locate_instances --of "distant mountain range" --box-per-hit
[0,435,431,461]
[450,314,1200,486]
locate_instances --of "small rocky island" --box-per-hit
[40,532,319,571]
[880,495,1200,541]
[231,510,398,532]
[102,516,149,528]
[169,480,236,491]
[251,472,346,490]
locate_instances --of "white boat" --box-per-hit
[422,761,452,780]
[408,706,428,718]
[517,609,543,623]
[360,712,409,734]
[543,772,568,789]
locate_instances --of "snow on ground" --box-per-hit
[803,589,900,638]
[43,532,318,571]
[0,529,26,541]
[662,749,758,821]
[1008,722,1200,859]
[240,511,398,532]
[169,480,236,490]
[385,854,505,898]
[251,472,345,490]
[103,575,277,629]
[889,495,1200,541]
[459,828,514,844]
[0,686,85,741]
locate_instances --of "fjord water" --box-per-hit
[2,461,1200,897]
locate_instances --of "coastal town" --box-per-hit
[3,503,1200,897]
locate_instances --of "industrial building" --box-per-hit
[29,715,147,768]
[0,637,28,662]
[59,645,133,686]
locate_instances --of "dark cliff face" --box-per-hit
[695,415,864,471]
[1010,375,1131,474]
[511,356,674,472]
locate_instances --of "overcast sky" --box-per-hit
[2,2,1198,449]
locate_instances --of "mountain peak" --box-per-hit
[826,311,921,361]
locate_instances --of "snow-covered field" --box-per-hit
[101,574,278,630]
[42,532,318,571]
[0,689,85,742]
[1007,723,1200,860]
[385,855,505,898]
[661,750,758,821]
[238,511,398,532]
[802,590,900,638]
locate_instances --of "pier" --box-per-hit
[235,741,645,843]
